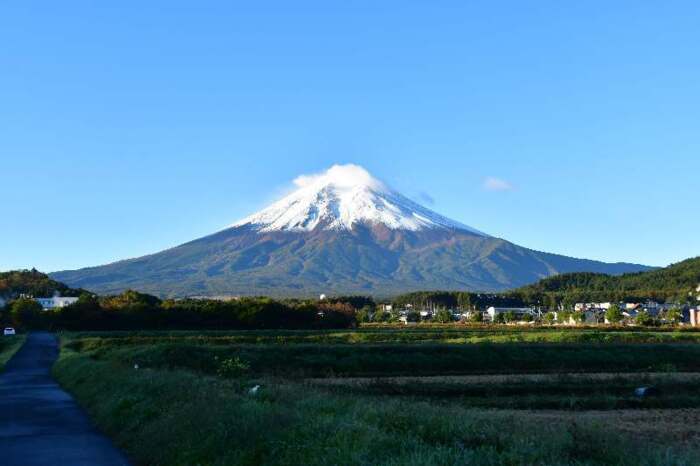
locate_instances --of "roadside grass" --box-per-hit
[53,339,700,466]
[0,334,26,371]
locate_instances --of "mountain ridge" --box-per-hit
[51,224,650,298]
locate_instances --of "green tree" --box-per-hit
[102,289,161,310]
[504,311,517,323]
[405,311,420,323]
[456,293,471,310]
[52,292,104,330]
[355,308,371,323]
[494,313,506,324]
[10,298,44,329]
[545,294,559,312]
[665,307,682,325]
[605,305,623,324]
[558,310,572,324]
[635,310,654,326]
[372,310,388,323]
[543,312,556,325]
[521,313,533,323]
[434,309,453,323]
[469,311,484,323]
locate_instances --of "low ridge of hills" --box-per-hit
[514,256,700,302]
[0,269,83,299]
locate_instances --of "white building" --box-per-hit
[690,308,700,327]
[35,296,79,310]
[486,307,536,321]
[575,302,612,311]
[398,315,418,325]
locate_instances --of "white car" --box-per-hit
[3,328,16,336]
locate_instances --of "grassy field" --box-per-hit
[0,334,26,371]
[54,327,700,465]
[65,326,700,345]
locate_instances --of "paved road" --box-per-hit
[0,332,130,466]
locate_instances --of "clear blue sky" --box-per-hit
[2,1,699,272]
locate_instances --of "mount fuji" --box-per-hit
[52,164,651,297]
[233,164,483,234]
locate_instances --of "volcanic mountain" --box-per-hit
[52,164,651,297]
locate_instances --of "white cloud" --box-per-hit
[483,177,514,192]
[292,164,383,190]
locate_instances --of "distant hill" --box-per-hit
[51,165,651,297]
[0,269,84,300]
[515,256,700,303]
[385,257,698,309]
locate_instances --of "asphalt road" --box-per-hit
[0,332,130,466]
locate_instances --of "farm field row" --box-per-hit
[53,330,700,465]
[65,326,700,346]
[68,341,700,378]
[309,371,700,385]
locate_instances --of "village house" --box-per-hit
[641,301,661,315]
[565,309,603,325]
[574,302,612,312]
[398,314,418,325]
[621,307,639,320]
[35,296,79,311]
[584,309,603,324]
[646,302,683,316]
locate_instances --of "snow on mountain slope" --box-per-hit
[233,164,486,235]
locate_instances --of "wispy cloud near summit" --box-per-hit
[292,164,383,190]
[483,177,514,192]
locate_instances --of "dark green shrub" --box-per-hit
[217,357,250,378]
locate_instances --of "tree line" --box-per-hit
[1,290,359,331]
[389,257,700,312]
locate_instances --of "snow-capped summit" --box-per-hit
[233,164,486,235]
